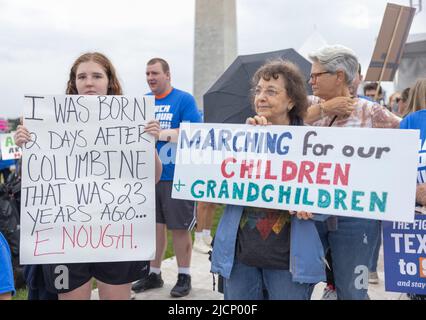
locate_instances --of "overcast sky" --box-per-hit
[1,0,425,118]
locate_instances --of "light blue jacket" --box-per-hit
[211,205,327,284]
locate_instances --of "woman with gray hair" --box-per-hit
[306,45,401,300]
[304,46,359,125]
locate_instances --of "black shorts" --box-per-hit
[42,261,149,294]
[156,181,196,230]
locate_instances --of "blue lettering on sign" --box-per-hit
[179,129,292,155]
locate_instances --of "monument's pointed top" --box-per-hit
[298,30,328,60]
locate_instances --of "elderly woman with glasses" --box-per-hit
[305,45,401,300]
[211,59,327,300]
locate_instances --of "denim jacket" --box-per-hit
[211,205,327,284]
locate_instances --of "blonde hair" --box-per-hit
[388,92,401,106]
[403,78,426,117]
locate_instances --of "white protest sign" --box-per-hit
[20,95,156,264]
[172,123,419,223]
[0,133,21,160]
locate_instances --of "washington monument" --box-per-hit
[193,0,238,110]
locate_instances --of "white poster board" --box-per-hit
[172,123,419,223]
[20,95,156,264]
[0,133,21,160]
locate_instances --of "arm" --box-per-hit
[371,104,401,128]
[144,120,163,183]
[0,292,12,300]
[159,128,179,143]
[14,125,31,147]
[0,235,15,300]
[154,151,162,184]
[159,93,202,142]
[305,97,356,125]
[305,103,324,125]
[158,93,201,143]
[416,183,426,206]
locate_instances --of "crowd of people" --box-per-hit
[1,43,425,300]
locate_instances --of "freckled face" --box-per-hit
[75,61,109,95]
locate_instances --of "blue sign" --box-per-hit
[383,213,426,294]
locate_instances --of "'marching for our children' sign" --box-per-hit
[383,213,426,294]
[20,95,156,264]
[172,123,419,223]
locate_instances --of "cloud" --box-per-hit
[0,0,425,118]
[338,3,372,29]
[0,0,196,118]
[0,0,193,32]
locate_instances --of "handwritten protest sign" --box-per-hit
[0,133,21,160]
[172,123,418,222]
[383,214,426,294]
[20,95,156,264]
[365,3,415,82]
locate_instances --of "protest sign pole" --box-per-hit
[365,4,416,93]
[375,6,404,102]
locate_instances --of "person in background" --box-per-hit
[402,79,426,117]
[398,87,411,116]
[0,118,15,183]
[349,63,371,101]
[363,82,386,108]
[192,111,218,255]
[388,92,401,114]
[0,231,15,300]
[131,58,201,298]
[399,78,426,300]
[0,116,9,133]
[193,202,216,254]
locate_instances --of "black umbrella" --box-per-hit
[203,48,312,124]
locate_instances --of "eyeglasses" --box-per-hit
[253,87,283,97]
[308,71,332,82]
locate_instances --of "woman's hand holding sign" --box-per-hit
[14,124,31,148]
[246,115,271,126]
[144,120,161,141]
[144,119,162,183]
[290,211,314,220]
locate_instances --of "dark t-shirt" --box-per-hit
[236,207,291,270]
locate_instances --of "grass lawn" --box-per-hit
[13,288,28,300]
[13,205,224,300]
